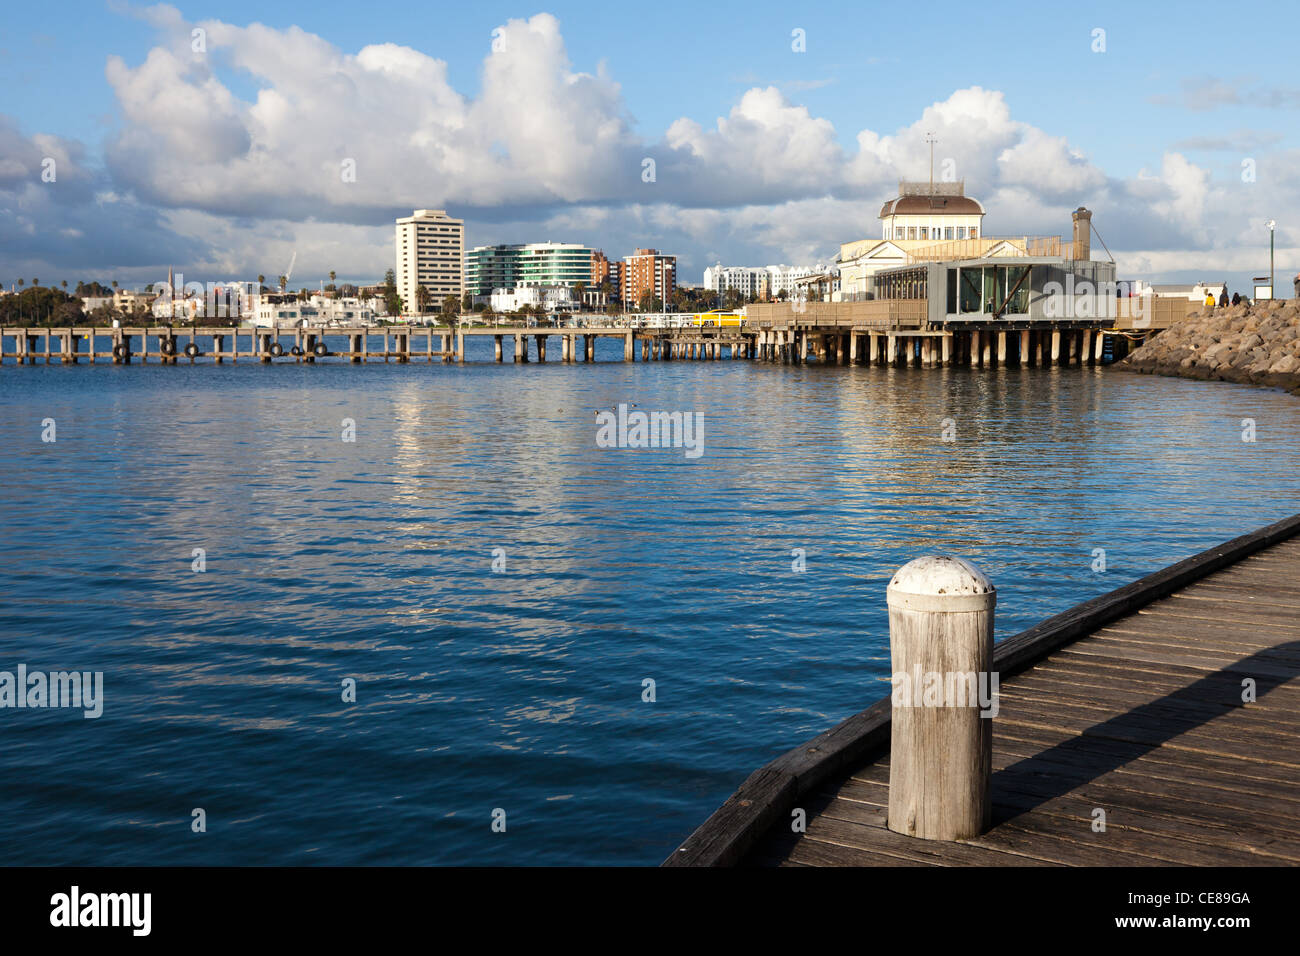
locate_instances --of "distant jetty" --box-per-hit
[1123,300,1300,395]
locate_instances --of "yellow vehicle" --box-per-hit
[689,310,744,328]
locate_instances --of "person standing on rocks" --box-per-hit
[1219,288,1229,308]
[1204,289,1216,309]
[1293,272,1299,300]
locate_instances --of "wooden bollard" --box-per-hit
[886,555,996,841]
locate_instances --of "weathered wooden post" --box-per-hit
[886,555,996,841]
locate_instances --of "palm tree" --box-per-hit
[278,275,287,293]
[257,274,266,291]
[61,279,67,290]
[414,285,431,316]
[328,270,336,287]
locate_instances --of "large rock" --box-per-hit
[1121,301,1300,395]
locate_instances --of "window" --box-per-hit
[894,227,904,239]
[969,227,978,239]
[919,227,928,240]
[957,227,967,239]
[944,227,954,240]
[908,227,917,240]
[959,268,982,313]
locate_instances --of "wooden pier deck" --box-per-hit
[667,514,1300,867]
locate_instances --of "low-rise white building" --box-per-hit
[1149,282,1228,302]
[703,264,830,300]
[249,294,379,327]
[489,284,576,313]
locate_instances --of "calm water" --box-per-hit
[2,339,1299,865]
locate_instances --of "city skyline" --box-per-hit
[2,1,1298,296]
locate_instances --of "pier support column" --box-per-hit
[457,331,465,363]
[886,556,995,841]
[494,335,503,362]
[536,336,547,362]
[1051,330,1062,366]
[1094,330,1105,363]
[514,334,526,363]
[1020,330,1030,367]
[941,335,951,367]
[1082,329,1094,366]
[625,332,634,362]
[585,335,594,362]
[259,333,271,363]
[886,333,897,368]
[981,332,991,368]
[849,332,858,365]
[349,334,361,363]
[996,332,1007,367]
[920,337,932,368]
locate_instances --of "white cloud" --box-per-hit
[4,8,1298,290]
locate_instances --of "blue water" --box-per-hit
[2,339,1298,865]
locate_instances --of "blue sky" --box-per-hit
[2,0,1298,292]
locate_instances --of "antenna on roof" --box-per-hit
[924,132,937,195]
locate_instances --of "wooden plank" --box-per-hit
[836,772,1295,865]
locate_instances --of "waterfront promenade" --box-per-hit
[667,513,1300,867]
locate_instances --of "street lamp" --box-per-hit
[1266,220,1275,300]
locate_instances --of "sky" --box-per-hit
[1,0,1298,294]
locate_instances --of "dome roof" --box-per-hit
[880,195,985,218]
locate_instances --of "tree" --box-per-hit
[257,274,266,290]
[278,275,287,292]
[442,294,460,317]
[414,285,431,316]
[112,279,119,291]
[382,269,403,317]
[329,270,336,286]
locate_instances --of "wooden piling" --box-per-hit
[886,555,995,841]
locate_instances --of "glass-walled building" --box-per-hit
[872,256,1117,324]
[464,242,594,296]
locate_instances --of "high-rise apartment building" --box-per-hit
[590,250,622,292]
[463,242,593,296]
[395,209,464,313]
[622,248,675,309]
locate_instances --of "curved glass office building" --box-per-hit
[464,242,593,296]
